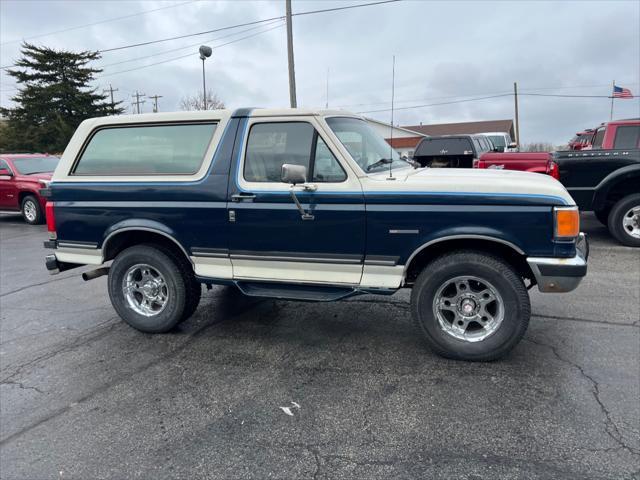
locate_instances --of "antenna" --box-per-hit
[388,55,395,180]
[325,67,329,109]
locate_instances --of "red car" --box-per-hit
[0,154,59,224]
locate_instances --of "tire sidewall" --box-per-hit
[108,247,187,333]
[412,256,528,360]
[21,196,42,225]
[608,194,640,247]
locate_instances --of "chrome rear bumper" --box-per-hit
[527,233,588,293]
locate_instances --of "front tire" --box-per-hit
[21,195,43,225]
[108,245,197,333]
[410,251,530,361]
[607,194,640,247]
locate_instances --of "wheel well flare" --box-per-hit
[404,238,534,286]
[102,229,192,269]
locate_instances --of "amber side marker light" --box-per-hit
[554,207,580,239]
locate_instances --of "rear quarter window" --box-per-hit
[73,123,217,175]
[613,126,640,149]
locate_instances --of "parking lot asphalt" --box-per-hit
[0,213,638,480]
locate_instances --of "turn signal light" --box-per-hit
[554,207,579,239]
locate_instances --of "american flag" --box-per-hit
[613,85,634,99]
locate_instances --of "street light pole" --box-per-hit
[199,45,212,110]
[201,58,206,110]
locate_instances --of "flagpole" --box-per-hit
[610,80,615,121]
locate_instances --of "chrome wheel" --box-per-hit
[433,275,504,343]
[23,200,37,222]
[622,206,640,239]
[123,264,169,317]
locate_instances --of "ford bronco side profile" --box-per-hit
[43,109,588,361]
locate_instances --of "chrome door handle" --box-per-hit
[231,193,256,202]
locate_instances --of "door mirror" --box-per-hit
[0,168,13,177]
[508,142,518,149]
[281,164,307,185]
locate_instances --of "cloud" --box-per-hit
[1,0,638,144]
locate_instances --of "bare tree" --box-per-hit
[179,90,225,111]
[522,142,555,152]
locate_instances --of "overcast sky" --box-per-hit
[1,0,639,145]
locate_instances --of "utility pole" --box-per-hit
[103,84,118,107]
[103,84,119,114]
[149,94,163,113]
[285,0,297,108]
[132,91,146,114]
[513,82,520,148]
[610,79,615,121]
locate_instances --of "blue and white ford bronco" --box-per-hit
[43,108,588,361]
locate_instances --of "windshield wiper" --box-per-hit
[366,158,393,171]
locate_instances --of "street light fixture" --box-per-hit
[199,45,212,110]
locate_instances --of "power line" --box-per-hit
[99,0,400,53]
[97,19,282,70]
[519,93,613,98]
[0,1,199,47]
[335,82,640,109]
[97,22,285,79]
[356,90,637,114]
[357,94,513,113]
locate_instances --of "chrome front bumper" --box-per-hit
[527,233,589,293]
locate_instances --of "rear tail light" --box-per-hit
[45,202,56,239]
[554,206,579,239]
[547,160,560,180]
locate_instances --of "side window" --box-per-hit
[74,123,216,175]
[472,138,483,154]
[591,128,606,149]
[613,126,640,149]
[313,136,346,182]
[244,122,314,182]
[244,122,346,183]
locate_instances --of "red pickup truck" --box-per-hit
[474,152,559,179]
[474,119,640,177]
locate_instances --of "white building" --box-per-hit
[365,118,427,158]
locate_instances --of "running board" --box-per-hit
[235,281,358,302]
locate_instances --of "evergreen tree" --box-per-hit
[0,43,123,153]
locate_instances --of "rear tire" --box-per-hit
[410,251,530,361]
[108,245,198,333]
[21,195,43,225]
[607,194,640,247]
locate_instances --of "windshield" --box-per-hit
[12,156,59,175]
[325,117,409,173]
[487,135,506,148]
